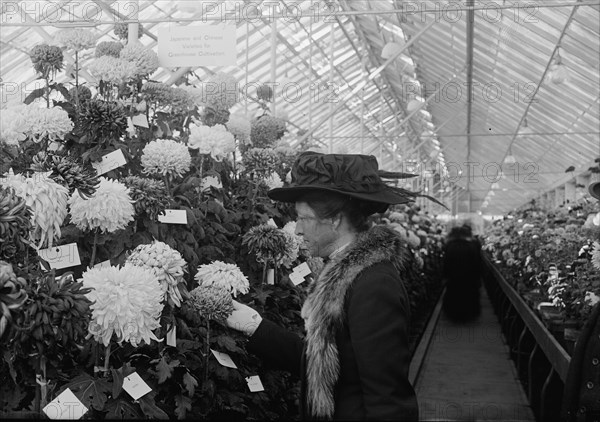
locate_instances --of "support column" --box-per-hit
[564,180,576,204]
[576,174,591,201]
[554,187,565,208]
[127,0,139,45]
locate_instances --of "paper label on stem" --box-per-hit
[92,149,127,175]
[292,262,311,277]
[158,209,188,224]
[38,243,81,270]
[123,372,152,400]
[289,272,305,286]
[43,388,88,420]
[210,349,238,368]
[132,114,149,128]
[246,375,265,392]
[166,324,177,347]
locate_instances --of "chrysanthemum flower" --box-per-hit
[591,241,600,271]
[188,123,235,161]
[242,147,279,178]
[250,115,287,148]
[2,104,74,144]
[141,83,195,113]
[53,29,96,51]
[33,153,100,199]
[195,261,249,298]
[188,285,235,321]
[78,99,127,144]
[263,172,283,190]
[82,264,164,347]
[88,56,137,85]
[29,44,63,76]
[122,176,170,220]
[141,139,191,178]
[280,222,302,268]
[0,187,31,261]
[68,177,134,233]
[242,224,289,265]
[114,22,143,40]
[0,105,27,145]
[119,43,159,76]
[203,72,239,110]
[1,170,69,249]
[226,114,251,144]
[126,241,187,307]
[95,41,124,58]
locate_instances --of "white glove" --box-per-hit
[226,300,262,336]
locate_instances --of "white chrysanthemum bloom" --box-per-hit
[68,177,134,233]
[195,261,250,298]
[203,72,238,109]
[1,169,69,248]
[119,43,159,76]
[179,85,205,107]
[592,241,600,271]
[88,56,137,84]
[83,264,164,347]
[0,105,28,145]
[54,28,96,51]
[263,172,283,190]
[22,105,74,142]
[585,291,600,307]
[226,114,251,144]
[126,241,187,307]
[280,222,301,268]
[141,138,191,178]
[188,123,235,161]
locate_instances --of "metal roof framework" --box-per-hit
[1,0,599,215]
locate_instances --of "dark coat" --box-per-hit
[562,303,600,421]
[247,226,418,421]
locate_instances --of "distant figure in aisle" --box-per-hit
[224,152,433,421]
[441,224,482,322]
[562,181,600,422]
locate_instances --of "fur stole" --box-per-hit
[300,225,411,419]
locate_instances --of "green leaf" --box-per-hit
[182,372,198,397]
[138,394,169,420]
[58,373,111,411]
[23,88,46,105]
[215,335,242,353]
[105,398,141,419]
[174,394,192,420]
[155,357,179,384]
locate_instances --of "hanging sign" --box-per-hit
[158,24,237,67]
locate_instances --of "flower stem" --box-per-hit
[74,51,80,111]
[38,356,48,410]
[45,77,50,108]
[204,319,210,383]
[163,175,172,197]
[103,343,111,376]
[262,262,267,285]
[90,229,99,268]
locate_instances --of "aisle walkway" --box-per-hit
[414,289,536,421]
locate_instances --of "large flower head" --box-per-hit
[88,56,137,84]
[78,99,127,144]
[280,222,302,268]
[242,224,289,265]
[33,153,100,199]
[1,170,69,248]
[54,29,96,51]
[0,261,28,339]
[119,43,159,76]
[0,105,28,145]
[68,177,134,233]
[226,114,251,144]
[188,285,234,321]
[126,241,187,307]
[122,176,170,220]
[95,41,124,58]
[141,82,195,113]
[250,115,287,148]
[203,72,239,110]
[30,44,63,77]
[83,264,164,347]
[3,104,74,144]
[0,187,31,261]
[242,147,279,179]
[188,123,235,161]
[195,261,249,298]
[141,139,191,178]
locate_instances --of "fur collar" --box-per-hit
[300,225,410,419]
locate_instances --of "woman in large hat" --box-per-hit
[225,151,438,421]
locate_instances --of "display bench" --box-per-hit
[483,254,570,422]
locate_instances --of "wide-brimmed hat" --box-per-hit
[268,151,419,206]
[589,181,600,200]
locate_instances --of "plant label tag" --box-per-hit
[246,375,264,392]
[123,372,152,400]
[266,218,277,227]
[93,260,111,269]
[38,244,81,270]
[132,114,149,128]
[92,149,127,175]
[210,349,238,369]
[289,272,305,286]
[43,388,88,420]
[126,117,136,137]
[292,262,311,277]
[166,324,177,347]
[158,210,187,225]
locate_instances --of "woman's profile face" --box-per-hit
[294,201,337,258]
